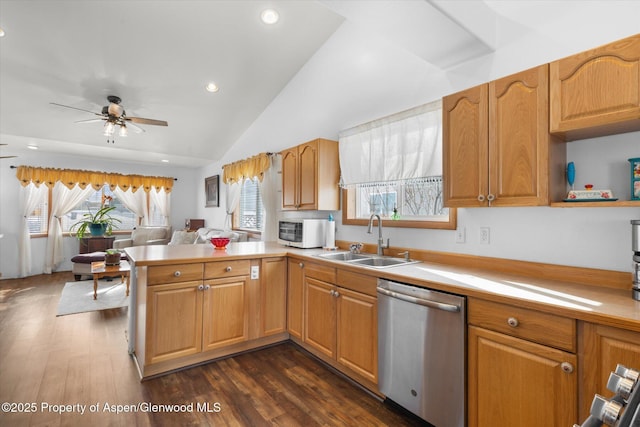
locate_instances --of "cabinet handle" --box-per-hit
[174,271,181,277]
[507,317,519,327]
[477,194,485,202]
[225,266,232,272]
[204,284,210,291]
[198,284,204,291]
[561,362,574,374]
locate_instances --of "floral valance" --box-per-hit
[15,165,174,193]
[222,152,271,184]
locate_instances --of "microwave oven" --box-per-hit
[278,219,327,248]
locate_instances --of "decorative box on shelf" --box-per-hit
[630,157,640,201]
[564,189,617,202]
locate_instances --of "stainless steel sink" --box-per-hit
[315,252,420,269]
[316,252,372,261]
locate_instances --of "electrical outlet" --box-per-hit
[479,227,490,244]
[455,226,466,243]
[251,265,259,280]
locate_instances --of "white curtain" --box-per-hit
[224,181,242,231]
[18,183,48,277]
[45,182,94,274]
[258,154,281,241]
[113,186,149,226]
[149,186,171,226]
[339,99,442,187]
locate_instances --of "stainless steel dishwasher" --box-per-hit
[377,278,466,427]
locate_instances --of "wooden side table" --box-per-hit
[90,260,130,300]
[80,236,115,254]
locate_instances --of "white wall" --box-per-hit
[201,7,640,273]
[0,149,198,278]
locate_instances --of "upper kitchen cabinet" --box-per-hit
[281,138,340,211]
[550,33,640,141]
[443,65,565,207]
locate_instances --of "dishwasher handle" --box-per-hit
[377,286,461,313]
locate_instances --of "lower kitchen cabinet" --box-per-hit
[579,322,640,419]
[146,280,204,365]
[287,258,304,340]
[202,275,249,351]
[304,277,337,358]
[260,257,287,337]
[468,298,577,427]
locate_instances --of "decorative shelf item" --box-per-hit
[630,157,640,201]
[564,189,617,202]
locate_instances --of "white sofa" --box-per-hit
[112,226,172,249]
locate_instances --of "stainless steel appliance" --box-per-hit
[632,220,640,301]
[377,279,466,427]
[277,219,327,248]
[574,364,640,427]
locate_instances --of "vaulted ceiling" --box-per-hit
[0,0,586,168]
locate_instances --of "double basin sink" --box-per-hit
[315,251,421,269]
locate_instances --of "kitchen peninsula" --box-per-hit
[125,241,640,424]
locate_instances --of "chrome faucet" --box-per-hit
[367,214,389,256]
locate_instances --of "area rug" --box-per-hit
[57,279,129,316]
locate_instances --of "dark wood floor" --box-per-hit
[0,272,427,426]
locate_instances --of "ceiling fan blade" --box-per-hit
[126,117,168,126]
[126,121,145,134]
[0,156,17,159]
[75,118,106,124]
[50,102,102,116]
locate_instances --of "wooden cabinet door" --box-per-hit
[297,140,319,210]
[287,259,304,340]
[146,280,203,364]
[468,326,577,427]
[281,147,298,210]
[489,65,550,206]
[202,276,249,351]
[579,322,640,420]
[260,257,287,337]
[336,287,377,384]
[443,84,489,207]
[550,34,640,140]
[304,277,336,359]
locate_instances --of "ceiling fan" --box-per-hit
[51,95,168,142]
[0,144,17,159]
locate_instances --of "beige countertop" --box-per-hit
[125,241,640,332]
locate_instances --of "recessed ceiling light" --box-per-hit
[261,9,279,25]
[27,145,38,150]
[205,82,219,93]
[161,159,169,163]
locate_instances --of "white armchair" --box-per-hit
[112,226,172,249]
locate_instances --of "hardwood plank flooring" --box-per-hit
[0,273,428,426]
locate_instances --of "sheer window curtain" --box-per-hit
[149,186,170,226]
[258,154,280,241]
[18,183,48,277]
[113,186,149,226]
[224,181,242,231]
[44,182,94,274]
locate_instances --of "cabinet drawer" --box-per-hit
[468,298,576,352]
[336,269,377,297]
[204,260,251,278]
[148,263,203,285]
[302,260,336,284]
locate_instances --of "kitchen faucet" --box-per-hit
[367,214,389,256]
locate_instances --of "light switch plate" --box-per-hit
[251,265,259,280]
[455,227,466,243]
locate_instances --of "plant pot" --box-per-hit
[89,223,107,237]
[105,252,120,266]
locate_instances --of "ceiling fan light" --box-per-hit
[119,125,128,137]
[104,121,115,136]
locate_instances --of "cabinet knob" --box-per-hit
[225,266,232,272]
[477,194,485,202]
[204,284,210,291]
[561,362,574,374]
[198,284,204,291]
[334,290,340,298]
[507,317,519,327]
[174,271,181,277]
[487,194,495,202]
[299,262,304,268]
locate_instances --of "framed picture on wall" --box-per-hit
[205,175,220,207]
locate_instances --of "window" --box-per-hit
[236,179,264,232]
[340,100,455,230]
[27,198,49,234]
[61,184,137,232]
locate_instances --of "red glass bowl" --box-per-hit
[211,237,230,249]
